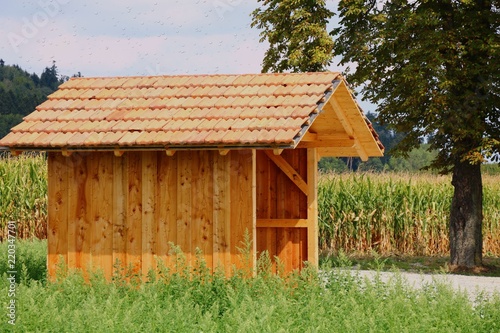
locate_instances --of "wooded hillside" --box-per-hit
[0,60,71,138]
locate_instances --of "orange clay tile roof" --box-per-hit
[0,72,380,151]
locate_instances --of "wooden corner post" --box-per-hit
[307,148,318,266]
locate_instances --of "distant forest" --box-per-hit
[0,60,496,174]
[0,60,82,139]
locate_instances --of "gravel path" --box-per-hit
[351,269,500,302]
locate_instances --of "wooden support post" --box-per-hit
[307,148,318,267]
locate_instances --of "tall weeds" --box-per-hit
[1,240,499,332]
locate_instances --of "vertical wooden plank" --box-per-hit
[276,159,287,219]
[67,153,89,274]
[229,150,256,272]
[290,150,301,271]
[275,151,288,272]
[307,148,319,266]
[255,151,276,273]
[256,151,270,219]
[157,152,178,269]
[112,153,127,273]
[299,149,308,219]
[191,151,214,270]
[300,228,308,269]
[177,151,192,264]
[213,152,231,275]
[81,154,93,276]
[276,227,288,274]
[291,228,301,270]
[47,152,68,278]
[289,149,301,219]
[66,153,77,272]
[256,227,266,267]
[298,149,309,270]
[142,151,158,277]
[126,152,142,275]
[90,153,114,279]
[269,151,278,219]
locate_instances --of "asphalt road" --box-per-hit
[352,269,500,303]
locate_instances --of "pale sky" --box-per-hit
[0,0,375,111]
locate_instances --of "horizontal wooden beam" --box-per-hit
[317,147,359,157]
[264,150,308,196]
[256,219,309,228]
[297,138,355,148]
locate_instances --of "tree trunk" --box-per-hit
[449,161,483,269]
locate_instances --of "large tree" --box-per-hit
[333,0,499,269]
[251,0,334,72]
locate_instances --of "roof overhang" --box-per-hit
[0,73,383,159]
[295,79,384,160]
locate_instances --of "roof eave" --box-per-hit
[0,142,297,154]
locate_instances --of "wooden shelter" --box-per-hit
[0,72,383,278]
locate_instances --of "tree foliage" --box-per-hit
[251,0,334,72]
[333,0,500,170]
[0,60,69,138]
[333,0,499,268]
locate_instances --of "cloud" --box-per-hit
[0,0,376,111]
[0,13,266,77]
[0,0,265,77]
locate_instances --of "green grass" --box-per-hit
[0,240,500,332]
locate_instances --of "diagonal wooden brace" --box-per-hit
[264,150,308,196]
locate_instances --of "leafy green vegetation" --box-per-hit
[333,0,499,269]
[251,0,334,73]
[0,239,46,283]
[1,240,499,332]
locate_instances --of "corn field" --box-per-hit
[0,154,499,256]
[0,153,47,240]
[318,172,500,256]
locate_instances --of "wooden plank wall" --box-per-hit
[256,149,309,274]
[47,150,255,279]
